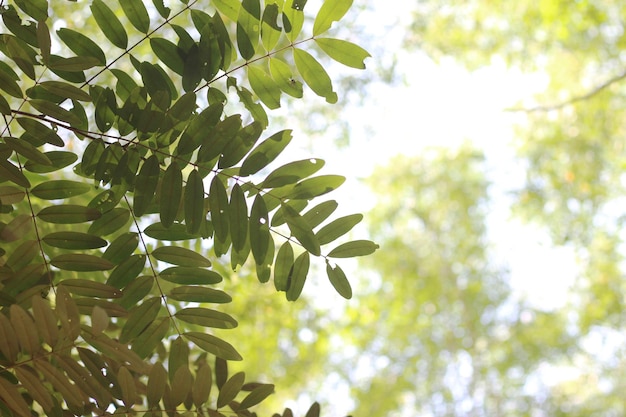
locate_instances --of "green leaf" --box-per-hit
[282,204,321,256]
[152,246,212,267]
[103,232,139,264]
[0,186,25,205]
[39,81,92,102]
[37,205,101,224]
[107,255,146,288]
[248,65,281,109]
[234,85,268,128]
[261,3,281,51]
[315,37,370,69]
[213,0,241,22]
[312,0,352,36]
[286,251,310,301]
[150,38,184,75]
[118,275,153,310]
[51,254,115,271]
[229,183,248,252]
[159,267,223,285]
[56,28,107,65]
[240,129,293,176]
[29,99,82,126]
[327,240,379,258]
[120,0,150,33]
[185,170,205,234]
[47,55,101,71]
[147,362,167,408]
[88,208,131,236]
[283,1,304,41]
[269,58,303,98]
[59,279,122,298]
[42,232,107,250]
[31,180,90,200]
[4,137,52,166]
[290,175,346,199]
[169,286,231,303]
[37,21,51,63]
[219,121,263,169]
[131,317,170,359]
[17,118,65,147]
[0,68,22,97]
[209,175,230,243]
[293,48,337,103]
[152,0,171,18]
[262,158,325,188]
[0,159,31,188]
[160,162,182,228]
[192,363,212,408]
[0,94,10,115]
[249,194,270,264]
[176,103,224,155]
[91,0,128,49]
[134,155,160,216]
[325,261,352,299]
[274,241,294,292]
[238,383,275,410]
[175,308,238,329]
[14,0,48,21]
[217,372,245,408]
[184,332,242,361]
[120,297,161,343]
[144,223,201,241]
[0,375,32,417]
[0,214,32,242]
[316,213,362,245]
[237,0,261,60]
[302,200,338,228]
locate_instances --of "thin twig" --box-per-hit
[506,69,626,113]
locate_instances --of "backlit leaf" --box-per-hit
[18,118,64,147]
[316,37,370,69]
[103,232,139,264]
[286,251,309,301]
[29,98,82,126]
[192,363,213,407]
[316,213,362,245]
[274,241,293,292]
[327,239,379,258]
[209,175,230,243]
[269,58,303,98]
[312,0,352,36]
[15,366,54,412]
[14,0,48,21]
[134,154,160,216]
[106,254,146,288]
[249,194,270,264]
[248,65,281,109]
[4,136,51,165]
[325,261,352,299]
[88,208,130,236]
[302,200,338,229]
[57,28,106,65]
[293,48,337,103]
[60,279,122,298]
[282,204,320,255]
[290,175,346,199]
[120,297,161,343]
[25,151,77,172]
[0,375,31,417]
[175,307,238,329]
[131,317,170,359]
[262,158,325,188]
[160,267,223,285]
[0,159,31,188]
[118,366,136,407]
[261,3,281,51]
[240,129,293,176]
[229,183,248,252]
[239,383,275,410]
[144,222,200,241]
[147,362,167,408]
[0,185,25,205]
[0,67,22,97]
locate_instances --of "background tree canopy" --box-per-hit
[0,0,376,416]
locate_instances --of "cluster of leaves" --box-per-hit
[0,0,376,416]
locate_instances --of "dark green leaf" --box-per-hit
[118,275,153,310]
[0,214,32,241]
[29,99,82,126]
[132,318,170,359]
[0,159,31,188]
[0,68,22,97]
[31,180,90,200]
[39,81,92,102]
[88,208,131,236]
[261,3,281,51]
[185,170,205,234]
[51,254,114,271]
[152,0,171,18]
[134,155,160,216]
[120,0,150,33]
[159,267,223,285]
[282,204,320,256]
[152,246,212,267]
[43,232,106,250]
[14,0,48,20]
[219,121,263,169]
[240,129,293,176]
[229,183,248,252]
[4,137,51,166]
[103,232,139,264]
[91,0,128,49]
[305,402,321,417]
[17,118,65,147]
[184,332,242,361]
[107,255,146,288]
[290,175,345,199]
[239,383,275,410]
[249,194,270,264]
[217,372,245,408]
[286,251,309,301]
[169,286,231,303]
[293,48,337,103]
[209,175,230,243]
[47,55,101,71]
[175,308,237,329]
[120,297,161,343]
[57,28,107,66]
[302,200,338,229]
[327,240,379,258]
[60,279,122,298]
[37,205,101,224]
[37,21,51,63]
[150,38,184,75]
[144,223,201,241]
[160,163,182,228]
